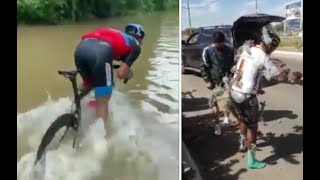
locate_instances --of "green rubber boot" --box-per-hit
[247,144,266,169]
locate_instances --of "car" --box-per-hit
[181,25,234,74]
[181,13,285,74]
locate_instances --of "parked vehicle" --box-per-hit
[182,25,234,73]
[181,13,285,74]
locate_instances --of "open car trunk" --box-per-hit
[232,13,285,49]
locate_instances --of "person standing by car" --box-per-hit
[200,31,235,89]
[200,31,236,135]
[200,31,235,120]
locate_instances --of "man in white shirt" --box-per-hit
[230,29,288,169]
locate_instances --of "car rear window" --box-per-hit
[198,28,233,45]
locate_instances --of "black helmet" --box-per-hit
[269,32,281,47]
[262,29,281,47]
[124,23,145,41]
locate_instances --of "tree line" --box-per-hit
[17,0,178,24]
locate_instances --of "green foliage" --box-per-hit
[273,23,284,32]
[18,0,67,24]
[270,22,284,33]
[17,0,178,24]
[182,27,197,35]
[279,38,303,48]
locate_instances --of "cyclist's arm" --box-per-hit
[123,43,141,67]
[262,56,287,81]
[116,42,141,81]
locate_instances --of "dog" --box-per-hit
[208,76,241,126]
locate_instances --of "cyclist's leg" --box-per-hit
[91,41,114,135]
[74,39,94,89]
[242,95,266,169]
[230,97,247,151]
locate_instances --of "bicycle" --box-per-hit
[34,64,123,165]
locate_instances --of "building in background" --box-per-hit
[284,0,303,31]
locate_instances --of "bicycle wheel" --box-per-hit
[34,113,77,165]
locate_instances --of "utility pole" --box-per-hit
[187,0,192,35]
[300,0,303,44]
[255,0,258,14]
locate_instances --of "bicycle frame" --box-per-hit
[69,75,81,128]
[57,71,82,149]
[57,64,121,148]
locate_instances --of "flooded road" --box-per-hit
[17,12,179,180]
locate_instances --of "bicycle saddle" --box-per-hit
[58,70,78,77]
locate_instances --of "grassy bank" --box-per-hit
[17,0,178,24]
[277,46,303,52]
[278,37,303,51]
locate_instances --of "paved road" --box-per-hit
[182,52,303,180]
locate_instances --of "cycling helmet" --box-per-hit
[268,32,281,47]
[125,23,145,41]
[261,27,281,47]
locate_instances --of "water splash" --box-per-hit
[17,91,167,180]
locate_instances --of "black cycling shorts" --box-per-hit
[230,94,260,127]
[74,38,114,98]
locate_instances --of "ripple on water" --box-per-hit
[141,26,179,128]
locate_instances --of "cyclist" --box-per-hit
[230,29,288,169]
[73,23,145,136]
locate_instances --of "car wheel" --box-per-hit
[182,63,187,74]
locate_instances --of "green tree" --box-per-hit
[183,27,197,35]
[17,0,178,24]
[273,22,284,32]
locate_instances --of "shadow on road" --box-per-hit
[182,90,210,112]
[183,112,247,180]
[182,77,302,179]
[263,110,298,122]
[182,69,202,77]
[258,126,303,165]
